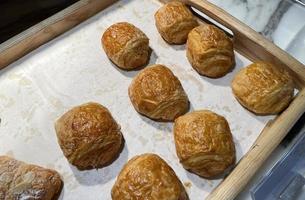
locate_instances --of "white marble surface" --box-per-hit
[208,0,281,32]
[274,3,305,64]
[273,3,305,49]
[209,0,305,64]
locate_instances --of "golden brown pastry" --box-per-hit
[154,1,198,44]
[174,110,236,178]
[102,22,150,70]
[111,153,188,200]
[0,156,62,200]
[128,64,189,121]
[231,62,294,115]
[55,102,123,170]
[186,24,235,78]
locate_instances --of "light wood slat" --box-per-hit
[0,0,118,69]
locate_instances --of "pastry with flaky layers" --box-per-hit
[55,102,123,170]
[111,153,188,200]
[174,110,236,178]
[155,1,198,44]
[231,62,294,115]
[187,24,235,78]
[0,156,63,200]
[102,22,150,70]
[128,64,189,121]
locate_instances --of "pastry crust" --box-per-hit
[0,156,62,200]
[186,24,235,78]
[111,153,188,200]
[231,62,294,115]
[128,64,189,121]
[55,102,123,170]
[174,110,236,178]
[102,22,150,70]
[154,1,198,44]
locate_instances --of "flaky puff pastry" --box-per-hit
[128,64,189,121]
[174,110,236,178]
[231,62,294,115]
[154,1,198,44]
[102,22,149,70]
[111,153,188,200]
[186,24,235,78]
[55,102,123,170]
[0,156,62,200]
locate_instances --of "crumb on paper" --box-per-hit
[206,180,214,187]
[153,132,165,141]
[132,8,141,19]
[137,135,148,145]
[8,73,32,86]
[184,181,192,189]
[222,105,231,113]
[233,125,241,131]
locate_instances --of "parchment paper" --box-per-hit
[0,0,274,199]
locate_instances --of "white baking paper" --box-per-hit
[0,0,274,199]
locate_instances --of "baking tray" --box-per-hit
[0,0,305,199]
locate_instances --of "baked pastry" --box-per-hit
[0,156,62,200]
[128,64,189,121]
[111,153,188,200]
[154,1,198,44]
[186,24,235,78]
[174,110,236,178]
[102,22,150,70]
[231,62,294,115]
[55,102,123,170]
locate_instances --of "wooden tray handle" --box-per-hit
[182,0,305,88]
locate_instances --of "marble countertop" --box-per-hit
[208,0,281,32]
[209,0,305,64]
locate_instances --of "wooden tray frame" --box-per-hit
[0,0,305,199]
